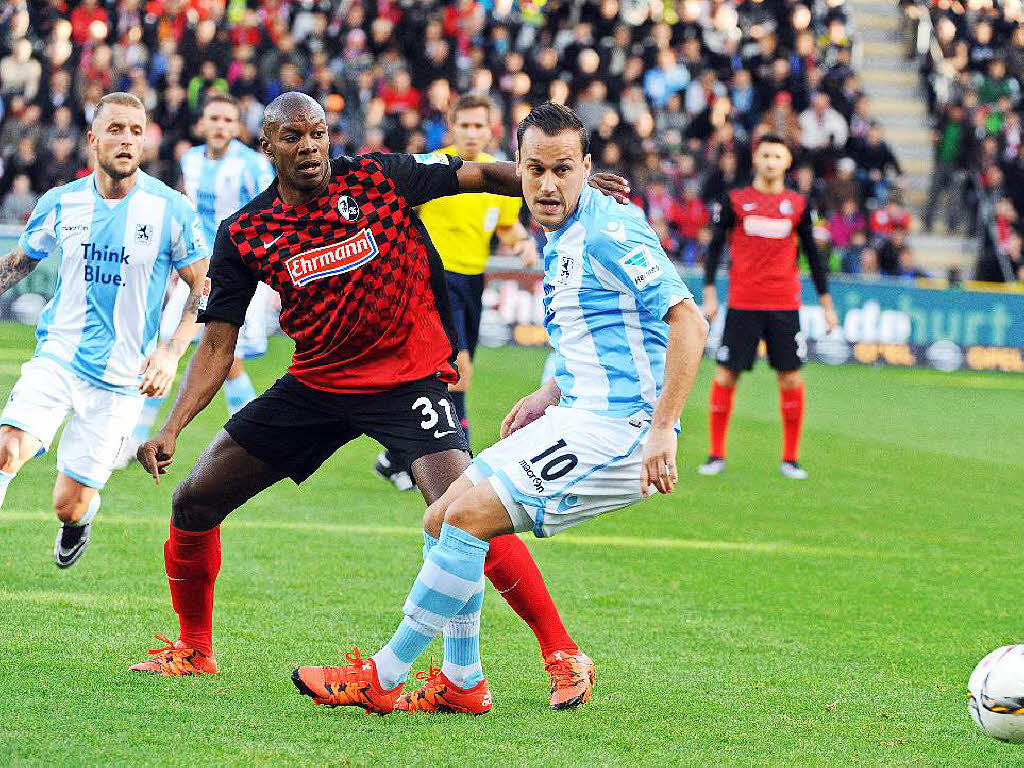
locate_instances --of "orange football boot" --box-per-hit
[291,647,403,715]
[128,633,219,677]
[394,661,492,715]
[545,650,595,710]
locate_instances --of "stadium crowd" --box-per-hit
[0,0,921,278]
[916,0,1024,281]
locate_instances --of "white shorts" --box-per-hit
[465,406,653,538]
[159,280,275,359]
[1,357,144,489]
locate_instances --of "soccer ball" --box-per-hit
[968,646,1024,743]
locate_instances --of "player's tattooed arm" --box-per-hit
[138,258,210,398]
[0,246,39,296]
[643,300,710,496]
[167,258,211,356]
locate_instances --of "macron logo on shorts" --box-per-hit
[284,228,380,287]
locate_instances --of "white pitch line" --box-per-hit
[0,509,896,560]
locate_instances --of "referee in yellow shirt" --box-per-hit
[374,94,539,490]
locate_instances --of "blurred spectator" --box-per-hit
[846,121,903,203]
[0,174,37,224]
[870,193,914,239]
[824,156,860,213]
[924,102,968,233]
[828,197,867,272]
[799,90,848,171]
[1,38,42,102]
[676,181,711,266]
[761,91,802,148]
[70,0,109,46]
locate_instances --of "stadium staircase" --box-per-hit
[849,0,977,275]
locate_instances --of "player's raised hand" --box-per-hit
[701,285,720,322]
[139,345,180,397]
[641,427,679,495]
[587,172,631,204]
[137,430,177,484]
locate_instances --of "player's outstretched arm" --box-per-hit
[500,377,561,439]
[138,258,210,397]
[457,162,631,203]
[0,246,39,296]
[137,320,238,483]
[702,198,734,322]
[642,300,710,495]
[795,208,839,332]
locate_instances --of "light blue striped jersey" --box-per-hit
[180,139,275,248]
[543,185,692,417]
[19,172,208,392]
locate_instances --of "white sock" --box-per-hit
[0,469,14,509]
[72,493,101,527]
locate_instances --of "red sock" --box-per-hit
[164,525,221,656]
[709,381,735,458]
[780,383,805,463]
[485,534,578,658]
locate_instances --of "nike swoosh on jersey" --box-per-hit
[263,233,286,248]
[433,429,457,438]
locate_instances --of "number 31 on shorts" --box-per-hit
[412,396,459,439]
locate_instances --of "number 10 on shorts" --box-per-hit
[523,439,578,483]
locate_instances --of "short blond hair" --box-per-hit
[93,92,146,127]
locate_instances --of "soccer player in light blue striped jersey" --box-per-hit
[292,103,709,714]
[0,92,209,568]
[120,93,275,464]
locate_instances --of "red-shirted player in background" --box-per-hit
[699,135,838,479]
[128,93,628,711]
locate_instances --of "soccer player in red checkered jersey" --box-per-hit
[129,93,628,710]
[699,135,838,479]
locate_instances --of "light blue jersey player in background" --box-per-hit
[0,93,209,567]
[292,103,710,715]
[119,93,275,464]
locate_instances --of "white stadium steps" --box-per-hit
[847,0,978,272]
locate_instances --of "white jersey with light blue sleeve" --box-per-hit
[542,185,692,418]
[180,139,275,248]
[19,171,208,393]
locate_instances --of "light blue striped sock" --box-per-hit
[223,373,256,416]
[442,582,484,688]
[373,523,489,689]
[422,530,438,560]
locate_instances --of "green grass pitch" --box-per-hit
[1,320,1022,765]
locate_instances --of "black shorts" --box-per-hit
[224,374,470,484]
[444,271,485,358]
[717,308,803,373]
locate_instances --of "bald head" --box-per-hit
[262,91,326,136]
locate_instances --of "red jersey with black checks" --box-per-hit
[200,153,463,393]
[706,185,828,311]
